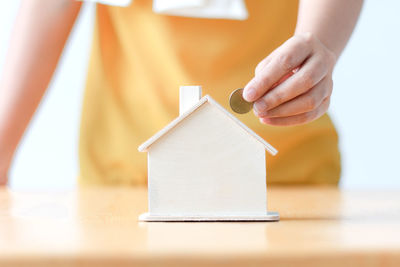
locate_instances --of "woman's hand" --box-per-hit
[243,32,337,126]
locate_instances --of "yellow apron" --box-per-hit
[79,0,341,185]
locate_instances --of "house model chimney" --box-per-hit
[179,86,202,115]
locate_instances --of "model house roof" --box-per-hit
[138,95,278,155]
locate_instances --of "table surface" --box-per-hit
[0,186,399,267]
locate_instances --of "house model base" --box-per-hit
[139,212,279,222]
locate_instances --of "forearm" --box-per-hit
[295,0,363,59]
[0,0,81,174]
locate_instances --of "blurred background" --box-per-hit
[0,1,399,190]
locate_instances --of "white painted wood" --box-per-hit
[147,102,267,216]
[139,212,280,222]
[179,86,202,115]
[138,95,277,156]
[139,92,278,220]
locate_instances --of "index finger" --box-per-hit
[243,35,313,102]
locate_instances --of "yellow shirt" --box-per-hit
[79,0,341,185]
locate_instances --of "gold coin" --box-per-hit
[229,88,253,114]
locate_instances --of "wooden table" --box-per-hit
[0,186,399,267]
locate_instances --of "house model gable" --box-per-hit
[138,95,277,155]
[138,86,279,222]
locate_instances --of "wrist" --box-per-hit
[294,30,340,63]
[0,143,13,175]
[0,154,12,171]
[0,157,11,186]
[293,31,338,66]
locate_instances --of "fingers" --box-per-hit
[253,53,329,116]
[248,32,337,126]
[254,73,332,118]
[254,49,279,76]
[260,97,331,126]
[243,35,313,102]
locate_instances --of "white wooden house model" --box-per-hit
[138,86,279,221]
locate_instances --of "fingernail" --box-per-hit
[253,101,268,115]
[243,87,256,101]
[260,117,272,124]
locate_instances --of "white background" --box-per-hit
[1,1,399,190]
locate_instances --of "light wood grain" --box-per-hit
[138,95,277,155]
[147,102,267,217]
[140,93,277,220]
[1,186,400,267]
